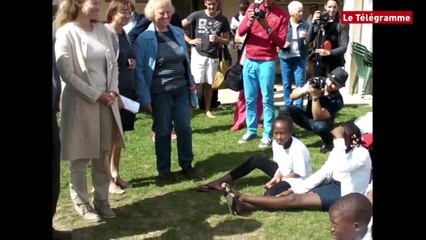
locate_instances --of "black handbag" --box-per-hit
[224,64,243,91]
[224,32,249,92]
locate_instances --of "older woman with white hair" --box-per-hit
[278,1,309,109]
[134,0,199,181]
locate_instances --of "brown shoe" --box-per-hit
[93,199,116,219]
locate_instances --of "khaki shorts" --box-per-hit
[190,47,219,85]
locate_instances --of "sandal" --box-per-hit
[225,193,238,215]
[113,176,131,189]
[222,183,231,198]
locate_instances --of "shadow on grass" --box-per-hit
[194,150,271,181]
[128,172,191,188]
[192,123,232,134]
[72,188,262,239]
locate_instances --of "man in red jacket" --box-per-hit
[237,0,288,148]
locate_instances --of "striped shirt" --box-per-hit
[151,30,187,93]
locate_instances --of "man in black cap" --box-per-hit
[279,67,348,153]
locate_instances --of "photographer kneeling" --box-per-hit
[279,67,348,153]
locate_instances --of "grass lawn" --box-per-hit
[54,103,372,239]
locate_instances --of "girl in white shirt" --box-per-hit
[223,122,372,215]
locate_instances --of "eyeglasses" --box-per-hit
[118,9,132,15]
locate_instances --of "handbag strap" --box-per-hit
[237,32,250,64]
[218,45,225,61]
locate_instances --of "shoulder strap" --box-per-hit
[236,32,250,64]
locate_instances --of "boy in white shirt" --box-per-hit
[197,115,312,196]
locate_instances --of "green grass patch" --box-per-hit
[54,104,371,239]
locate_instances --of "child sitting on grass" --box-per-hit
[222,122,372,215]
[197,115,312,196]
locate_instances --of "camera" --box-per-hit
[309,76,326,89]
[253,8,265,19]
[317,10,330,25]
[253,0,265,19]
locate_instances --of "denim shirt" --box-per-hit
[278,21,309,60]
[134,23,195,105]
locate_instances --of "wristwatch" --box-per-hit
[267,28,273,35]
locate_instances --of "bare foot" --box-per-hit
[205,111,216,118]
[197,182,222,192]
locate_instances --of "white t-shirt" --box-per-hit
[292,138,372,195]
[230,12,245,31]
[363,180,373,240]
[272,137,313,187]
[361,217,373,240]
[355,112,373,134]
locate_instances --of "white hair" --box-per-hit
[287,1,303,14]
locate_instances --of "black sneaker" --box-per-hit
[319,143,334,154]
[182,167,201,180]
[158,172,176,182]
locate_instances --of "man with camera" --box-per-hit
[237,0,288,148]
[279,67,348,153]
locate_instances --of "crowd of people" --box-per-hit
[52,0,372,239]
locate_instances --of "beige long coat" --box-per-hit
[55,22,124,161]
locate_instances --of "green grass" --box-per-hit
[54,103,372,239]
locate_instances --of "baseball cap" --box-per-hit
[328,67,348,87]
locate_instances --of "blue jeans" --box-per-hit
[280,57,306,109]
[151,85,193,174]
[243,59,276,138]
[279,105,334,145]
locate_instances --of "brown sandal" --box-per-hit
[113,176,131,189]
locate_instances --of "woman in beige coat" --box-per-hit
[54,0,124,222]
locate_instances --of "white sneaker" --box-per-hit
[238,133,257,144]
[74,203,101,222]
[258,137,272,148]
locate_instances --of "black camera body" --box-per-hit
[253,8,265,19]
[309,76,326,89]
[253,1,265,19]
[317,10,330,25]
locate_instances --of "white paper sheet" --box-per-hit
[120,95,140,114]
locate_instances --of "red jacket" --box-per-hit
[238,3,288,61]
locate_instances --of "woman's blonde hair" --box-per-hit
[54,0,80,29]
[144,0,175,22]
